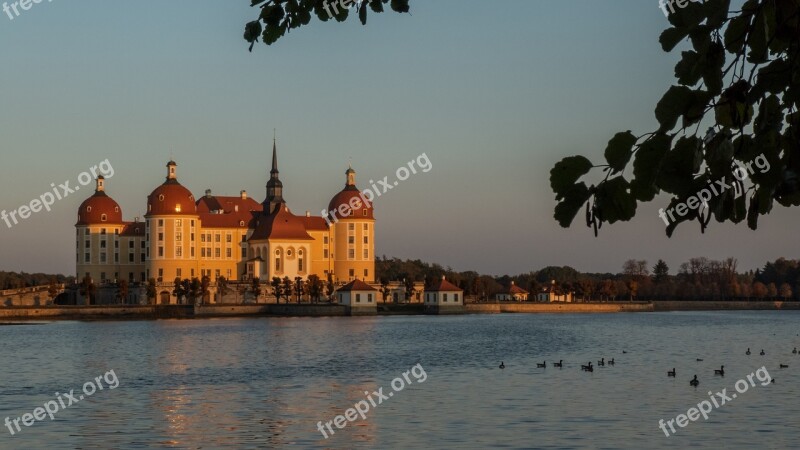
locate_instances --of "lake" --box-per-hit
[1,311,798,449]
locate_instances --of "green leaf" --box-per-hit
[655,85,694,132]
[660,27,688,52]
[550,156,593,199]
[594,177,637,224]
[724,14,751,54]
[604,131,637,173]
[631,133,672,201]
[554,183,590,228]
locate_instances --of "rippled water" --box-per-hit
[1,311,799,449]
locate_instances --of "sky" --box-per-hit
[0,0,797,277]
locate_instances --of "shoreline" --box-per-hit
[0,301,798,321]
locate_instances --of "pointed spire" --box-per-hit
[271,134,279,175]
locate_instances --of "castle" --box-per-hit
[74,142,375,290]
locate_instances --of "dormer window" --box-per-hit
[114,206,119,213]
[86,206,92,213]
[158,194,165,201]
[101,214,107,222]
[175,204,182,213]
[239,220,245,226]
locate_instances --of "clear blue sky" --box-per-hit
[0,0,796,277]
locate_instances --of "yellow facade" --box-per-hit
[75,147,375,287]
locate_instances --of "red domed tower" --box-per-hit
[328,165,375,283]
[144,161,200,284]
[75,177,124,285]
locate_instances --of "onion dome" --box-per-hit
[76,176,123,225]
[146,160,197,216]
[327,165,374,220]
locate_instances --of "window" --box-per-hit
[191,233,195,241]
[349,269,355,277]
[100,253,106,263]
[100,272,106,281]
[84,229,90,235]
[158,233,164,241]
[158,247,164,257]
[114,254,119,263]
[444,293,449,302]
[363,249,369,259]
[158,219,164,227]
[226,248,232,258]
[176,247,182,257]
[298,258,304,272]
[241,248,247,258]
[115,229,120,235]
[176,232,182,241]
[215,248,221,258]
[215,269,221,278]
[201,248,206,257]
[275,257,281,272]
[101,214,107,222]
[129,241,134,249]
[368,294,373,303]
[84,253,90,263]
[129,254,134,263]
[348,236,355,244]
[114,241,119,249]
[201,234,206,243]
[140,254,145,262]
[324,249,329,258]
[158,268,163,279]
[364,269,368,278]
[85,240,90,248]
[101,228,106,235]
[191,220,195,227]
[363,209,367,216]
[141,241,145,249]
[191,269,195,277]
[176,219,182,227]
[324,236,329,244]
[191,247,195,257]
[348,249,355,259]
[226,234,232,243]
[348,223,355,231]
[215,234,221,242]
[356,294,361,303]
[364,236,369,244]
[100,241,107,249]
[455,293,459,302]
[363,223,368,231]
[177,268,182,277]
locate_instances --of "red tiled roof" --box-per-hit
[501,283,529,295]
[249,205,313,241]
[146,180,197,216]
[120,222,145,237]
[76,191,123,226]
[328,186,374,221]
[427,277,462,292]
[338,279,377,292]
[302,216,329,231]
[197,195,262,228]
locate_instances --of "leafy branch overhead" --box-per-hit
[244,0,410,49]
[550,0,800,236]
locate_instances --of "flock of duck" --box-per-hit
[497,347,797,385]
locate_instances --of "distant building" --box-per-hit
[536,287,574,303]
[424,276,464,314]
[74,142,376,304]
[336,278,378,315]
[495,281,529,301]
